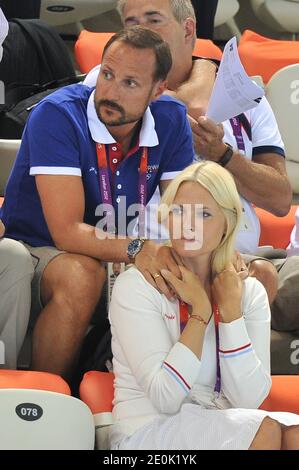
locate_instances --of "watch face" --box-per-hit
[128,239,141,258]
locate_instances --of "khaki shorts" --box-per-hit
[22,243,65,321]
[22,243,108,326]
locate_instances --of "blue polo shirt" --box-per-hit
[1,84,194,247]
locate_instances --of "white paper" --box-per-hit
[206,37,264,124]
[0,8,9,62]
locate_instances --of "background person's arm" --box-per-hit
[190,115,292,216]
[165,59,217,119]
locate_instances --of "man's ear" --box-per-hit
[151,80,168,101]
[184,17,196,45]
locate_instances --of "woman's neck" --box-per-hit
[180,254,212,290]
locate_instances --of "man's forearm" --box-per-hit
[55,222,131,263]
[172,60,217,120]
[226,152,292,216]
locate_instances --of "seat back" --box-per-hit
[75,30,222,73]
[80,370,114,450]
[0,369,71,394]
[266,64,299,193]
[0,139,21,196]
[255,205,298,249]
[193,39,222,61]
[0,389,95,449]
[239,30,299,83]
[40,0,117,26]
[0,370,94,450]
[214,0,239,27]
[260,375,299,413]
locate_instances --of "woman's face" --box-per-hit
[167,181,226,259]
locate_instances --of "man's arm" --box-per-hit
[225,152,292,217]
[36,174,131,262]
[165,60,217,119]
[190,115,292,216]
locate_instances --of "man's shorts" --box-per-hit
[22,244,65,321]
[22,243,108,326]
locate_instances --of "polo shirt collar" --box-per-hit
[87,90,159,147]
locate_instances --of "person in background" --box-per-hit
[0,8,33,369]
[109,161,299,450]
[191,0,218,39]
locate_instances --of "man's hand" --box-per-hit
[232,251,249,281]
[134,242,182,300]
[211,263,243,323]
[189,115,226,161]
[0,220,5,238]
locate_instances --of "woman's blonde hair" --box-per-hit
[159,161,242,276]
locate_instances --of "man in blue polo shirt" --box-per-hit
[0,8,33,370]
[0,27,194,378]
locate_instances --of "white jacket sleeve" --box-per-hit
[219,277,271,409]
[109,268,201,414]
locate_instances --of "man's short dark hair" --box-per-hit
[102,26,172,82]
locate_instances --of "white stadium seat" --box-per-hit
[266,64,299,193]
[0,389,95,450]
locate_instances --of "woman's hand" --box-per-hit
[161,265,212,322]
[212,263,243,323]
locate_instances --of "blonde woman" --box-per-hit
[109,161,299,450]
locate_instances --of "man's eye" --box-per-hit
[125,19,139,27]
[126,79,137,88]
[103,71,112,80]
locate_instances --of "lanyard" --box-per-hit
[179,300,221,394]
[229,116,245,152]
[96,143,148,236]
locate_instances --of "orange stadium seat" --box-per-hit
[0,369,71,394]
[75,30,222,74]
[238,30,299,84]
[80,371,299,449]
[255,205,297,249]
[260,375,299,414]
[192,38,222,60]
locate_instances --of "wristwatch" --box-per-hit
[127,238,146,261]
[218,143,234,167]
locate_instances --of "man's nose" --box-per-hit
[105,81,120,101]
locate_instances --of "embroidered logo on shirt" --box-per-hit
[164,313,176,320]
[146,164,159,180]
[89,167,98,175]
